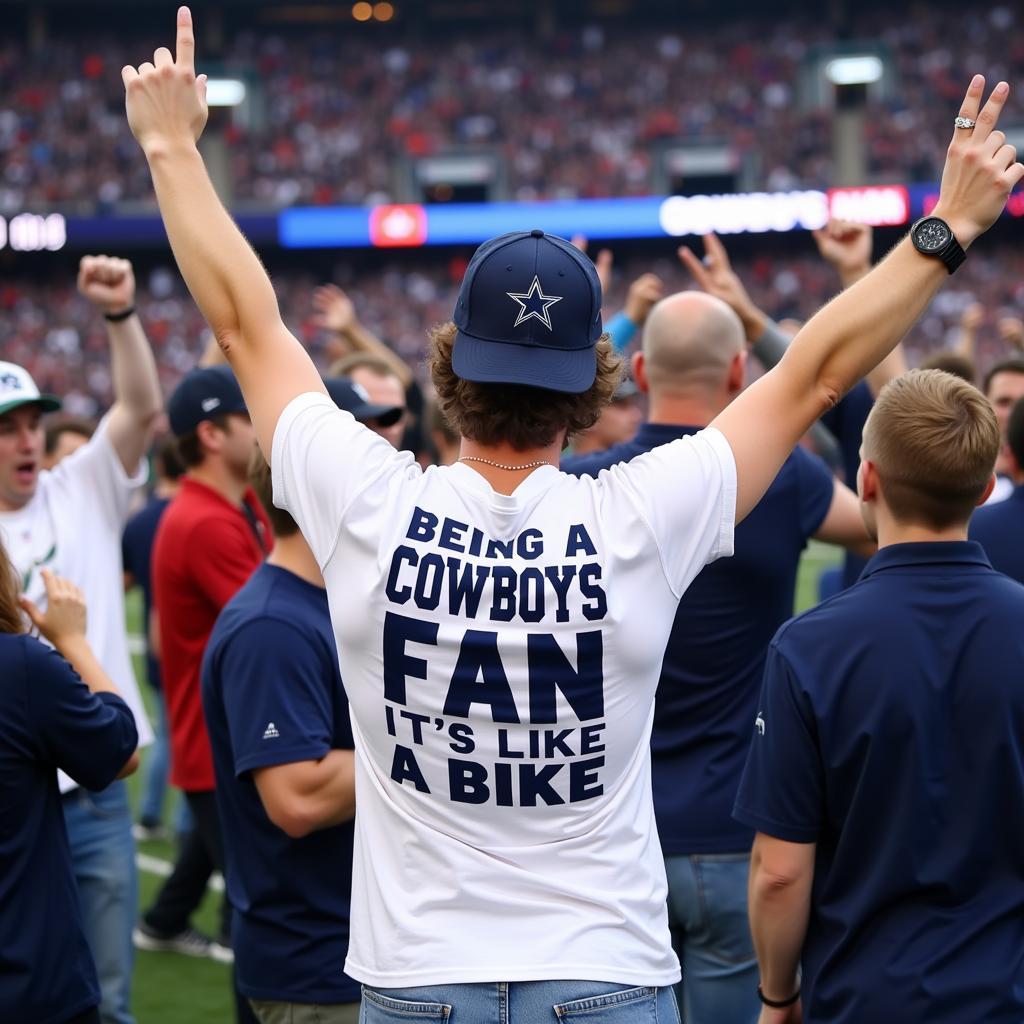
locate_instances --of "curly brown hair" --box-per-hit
[0,540,26,635]
[428,322,622,450]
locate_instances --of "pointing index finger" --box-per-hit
[176,6,195,72]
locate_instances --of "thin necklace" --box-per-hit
[459,455,555,471]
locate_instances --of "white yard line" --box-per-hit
[136,851,224,893]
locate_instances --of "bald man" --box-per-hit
[562,291,874,1024]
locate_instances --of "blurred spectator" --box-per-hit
[122,435,190,842]
[0,562,138,1024]
[43,416,96,470]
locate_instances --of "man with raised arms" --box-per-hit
[121,15,1021,1020]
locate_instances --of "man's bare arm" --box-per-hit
[711,76,1022,523]
[749,832,815,1006]
[77,256,163,472]
[313,284,413,389]
[811,219,906,396]
[253,750,356,839]
[122,7,324,457]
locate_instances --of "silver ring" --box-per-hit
[954,116,977,129]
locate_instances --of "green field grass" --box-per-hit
[122,542,844,1022]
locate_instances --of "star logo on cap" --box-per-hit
[507,276,563,331]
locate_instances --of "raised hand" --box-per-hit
[571,235,613,300]
[997,316,1024,351]
[77,255,136,315]
[19,569,88,649]
[623,273,664,327]
[122,6,208,156]
[678,233,765,341]
[932,76,1024,247]
[812,219,873,285]
[960,302,985,335]
[312,284,358,335]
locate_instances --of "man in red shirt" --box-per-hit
[135,366,270,980]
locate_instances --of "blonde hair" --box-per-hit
[862,369,999,527]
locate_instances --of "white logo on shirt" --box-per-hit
[755,712,765,736]
[201,397,222,412]
[262,722,280,739]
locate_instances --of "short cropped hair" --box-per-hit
[175,413,231,468]
[1008,397,1024,470]
[862,369,1000,528]
[428,321,622,450]
[982,357,1024,396]
[44,417,94,456]
[918,351,976,385]
[248,450,298,539]
[428,400,459,446]
[328,353,400,381]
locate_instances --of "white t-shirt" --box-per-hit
[273,392,736,988]
[0,415,154,793]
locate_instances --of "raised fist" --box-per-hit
[623,273,664,328]
[997,316,1024,351]
[811,219,873,277]
[77,255,136,315]
[960,302,985,334]
[122,7,209,156]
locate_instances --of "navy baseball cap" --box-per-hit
[167,365,248,437]
[325,377,404,426]
[452,229,603,394]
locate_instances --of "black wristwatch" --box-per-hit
[910,216,966,275]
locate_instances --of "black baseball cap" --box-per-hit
[167,365,248,437]
[325,377,404,426]
[452,229,603,394]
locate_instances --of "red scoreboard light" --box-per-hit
[827,185,910,226]
[369,204,428,247]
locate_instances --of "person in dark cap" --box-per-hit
[134,365,268,1018]
[125,23,1018,1019]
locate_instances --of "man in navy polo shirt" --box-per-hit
[562,290,873,1024]
[201,379,400,1024]
[734,369,1024,1023]
[970,396,1024,582]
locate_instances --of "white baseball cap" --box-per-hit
[0,361,62,418]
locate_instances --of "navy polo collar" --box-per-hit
[860,541,992,581]
[634,422,702,447]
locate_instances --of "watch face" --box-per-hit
[915,218,951,252]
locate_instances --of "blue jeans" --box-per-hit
[63,781,138,1024]
[359,982,680,1023]
[139,690,193,834]
[664,853,759,1024]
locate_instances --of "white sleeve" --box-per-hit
[598,426,736,598]
[50,414,148,529]
[271,391,417,568]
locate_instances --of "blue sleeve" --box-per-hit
[732,638,823,843]
[26,642,138,791]
[793,448,836,539]
[211,618,340,777]
[605,311,637,354]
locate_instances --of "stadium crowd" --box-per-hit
[2,4,1023,209]
[4,241,1024,420]
[2,7,1024,1024]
